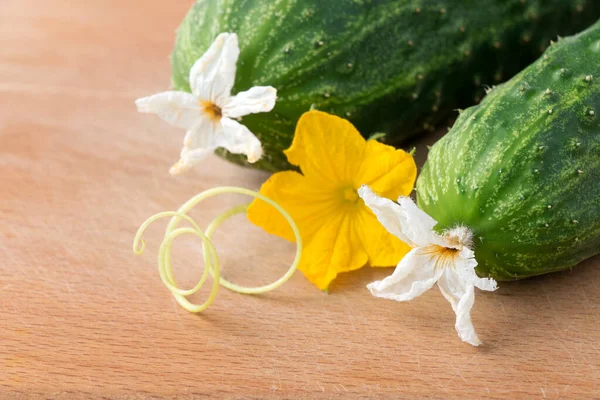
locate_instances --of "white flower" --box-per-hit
[135,33,276,175]
[358,185,498,346]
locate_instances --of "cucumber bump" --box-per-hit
[417,20,600,280]
[172,0,600,171]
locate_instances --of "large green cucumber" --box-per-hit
[172,0,600,172]
[416,19,600,280]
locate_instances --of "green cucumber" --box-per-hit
[172,0,600,172]
[416,19,600,280]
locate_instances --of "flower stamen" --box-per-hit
[341,186,359,204]
[423,244,460,270]
[200,100,223,122]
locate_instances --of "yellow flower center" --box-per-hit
[341,186,359,204]
[200,100,222,122]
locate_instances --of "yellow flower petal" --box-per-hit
[357,139,417,200]
[247,170,336,242]
[299,212,368,290]
[353,139,416,266]
[285,110,366,186]
[248,110,417,290]
[247,172,366,290]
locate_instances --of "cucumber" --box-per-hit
[416,19,600,280]
[171,0,600,172]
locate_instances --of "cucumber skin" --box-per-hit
[416,20,600,281]
[171,0,600,172]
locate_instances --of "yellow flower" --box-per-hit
[247,110,417,290]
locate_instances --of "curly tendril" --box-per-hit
[133,186,302,313]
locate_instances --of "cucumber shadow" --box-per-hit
[477,253,600,351]
[399,126,449,173]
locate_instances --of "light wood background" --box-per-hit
[2,0,600,398]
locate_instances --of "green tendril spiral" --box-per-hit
[133,186,302,313]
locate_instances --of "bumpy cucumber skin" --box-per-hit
[417,20,600,281]
[172,0,600,172]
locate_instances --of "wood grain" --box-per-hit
[1,0,600,398]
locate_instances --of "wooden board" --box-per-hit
[2,0,600,398]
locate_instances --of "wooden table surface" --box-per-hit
[2,0,600,398]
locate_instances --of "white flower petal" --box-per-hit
[219,117,263,163]
[189,33,239,105]
[454,285,481,346]
[167,116,219,175]
[358,186,443,247]
[367,247,444,302]
[437,272,481,346]
[170,147,216,175]
[135,91,199,129]
[454,247,498,292]
[222,86,277,118]
[182,116,220,150]
[358,186,417,246]
[437,268,464,313]
[474,276,498,292]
